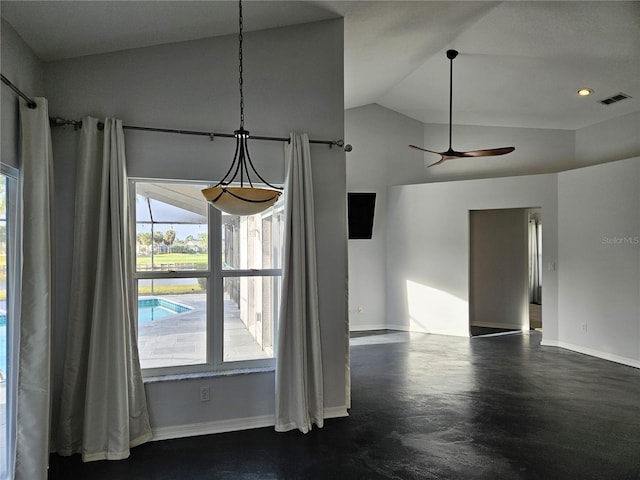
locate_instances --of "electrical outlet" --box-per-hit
[581,323,588,333]
[199,386,210,402]
[357,306,364,314]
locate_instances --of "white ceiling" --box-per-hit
[2,1,639,130]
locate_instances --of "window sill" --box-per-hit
[143,366,275,384]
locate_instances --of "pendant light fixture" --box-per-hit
[202,0,283,216]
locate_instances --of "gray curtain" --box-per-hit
[15,97,54,480]
[275,132,324,433]
[56,117,152,461]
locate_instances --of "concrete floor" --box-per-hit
[48,331,640,479]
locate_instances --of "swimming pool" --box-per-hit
[137,297,193,325]
[0,315,6,379]
[0,298,194,375]
[0,326,5,380]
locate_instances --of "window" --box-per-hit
[220,210,284,362]
[133,181,284,376]
[0,166,18,479]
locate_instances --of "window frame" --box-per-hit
[0,164,19,480]
[130,179,282,378]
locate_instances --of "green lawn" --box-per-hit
[136,254,208,294]
[138,284,203,295]
[137,253,208,267]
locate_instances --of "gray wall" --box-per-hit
[385,157,639,367]
[556,157,640,367]
[1,18,45,168]
[345,104,423,330]
[44,19,348,436]
[386,173,559,338]
[345,102,639,345]
[470,208,529,331]
[342,103,633,334]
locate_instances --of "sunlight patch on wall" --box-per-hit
[406,280,469,337]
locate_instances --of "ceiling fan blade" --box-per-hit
[426,157,447,167]
[460,147,516,157]
[410,144,450,166]
[409,144,441,155]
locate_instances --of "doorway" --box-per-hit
[469,208,542,337]
[528,210,542,331]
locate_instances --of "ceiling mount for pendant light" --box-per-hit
[202,0,282,216]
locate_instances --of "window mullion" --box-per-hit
[220,268,282,278]
[210,205,223,368]
[135,271,209,280]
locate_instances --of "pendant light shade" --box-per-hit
[202,0,282,215]
[202,186,281,216]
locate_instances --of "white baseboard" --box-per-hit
[350,323,417,333]
[151,414,275,441]
[151,406,349,442]
[541,340,640,369]
[385,323,409,332]
[349,323,391,332]
[471,321,523,330]
[324,406,349,419]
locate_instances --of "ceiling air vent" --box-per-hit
[599,92,631,105]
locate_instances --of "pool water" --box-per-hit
[0,325,5,379]
[0,315,6,378]
[137,297,193,325]
[138,306,175,323]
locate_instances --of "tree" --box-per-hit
[164,229,176,253]
[0,179,6,218]
[137,232,152,255]
[153,231,164,253]
[197,232,208,253]
[0,224,5,256]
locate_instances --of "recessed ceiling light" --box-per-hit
[577,88,594,96]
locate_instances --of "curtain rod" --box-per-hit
[1,73,352,151]
[1,73,37,109]
[50,117,351,150]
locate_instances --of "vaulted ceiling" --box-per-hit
[2,1,639,130]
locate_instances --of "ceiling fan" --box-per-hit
[410,49,515,167]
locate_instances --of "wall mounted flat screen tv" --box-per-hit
[348,192,376,239]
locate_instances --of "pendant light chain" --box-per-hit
[201,0,283,216]
[238,0,245,129]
